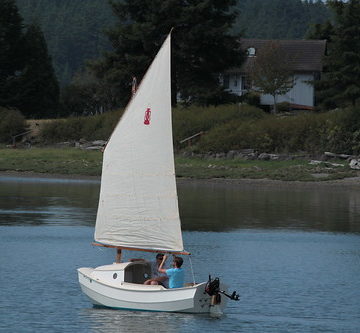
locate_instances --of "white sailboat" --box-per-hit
[77,32,239,314]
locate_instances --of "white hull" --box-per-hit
[78,264,228,313]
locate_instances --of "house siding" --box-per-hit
[224,39,326,109]
[227,72,316,108]
[260,73,315,107]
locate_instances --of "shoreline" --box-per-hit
[0,170,101,181]
[1,170,360,188]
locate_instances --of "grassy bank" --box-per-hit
[0,147,102,176]
[3,104,360,157]
[21,104,359,157]
[0,147,357,181]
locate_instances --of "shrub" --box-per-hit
[276,102,291,113]
[237,105,267,120]
[173,104,265,149]
[189,88,241,106]
[240,92,261,107]
[197,107,360,155]
[0,107,26,143]
[322,107,360,154]
[37,104,360,155]
[198,120,265,152]
[40,109,123,143]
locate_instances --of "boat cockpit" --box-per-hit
[124,261,152,284]
[89,261,154,286]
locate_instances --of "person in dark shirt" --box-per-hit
[144,253,168,286]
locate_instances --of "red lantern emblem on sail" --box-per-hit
[144,107,151,125]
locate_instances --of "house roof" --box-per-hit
[233,39,326,73]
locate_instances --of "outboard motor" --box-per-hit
[205,275,240,302]
[205,275,239,317]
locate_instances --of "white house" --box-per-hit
[223,39,327,109]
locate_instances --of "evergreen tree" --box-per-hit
[0,0,24,107]
[306,20,335,42]
[233,0,330,39]
[16,0,115,85]
[0,0,59,118]
[17,23,60,118]
[89,0,244,107]
[310,0,360,109]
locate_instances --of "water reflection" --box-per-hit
[178,181,360,233]
[0,177,99,226]
[0,175,359,233]
[0,184,359,333]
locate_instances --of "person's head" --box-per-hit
[156,253,164,262]
[173,256,183,268]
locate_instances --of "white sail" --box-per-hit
[94,33,184,252]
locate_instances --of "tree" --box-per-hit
[89,0,244,107]
[306,20,335,42]
[16,23,60,118]
[248,41,294,113]
[0,0,25,107]
[309,0,360,109]
[233,0,330,39]
[60,69,115,116]
[15,0,331,87]
[0,1,60,118]
[16,0,115,85]
[0,107,26,143]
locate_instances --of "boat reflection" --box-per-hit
[80,306,197,333]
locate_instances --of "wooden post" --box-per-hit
[179,131,204,146]
[115,249,122,263]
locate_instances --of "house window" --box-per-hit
[241,76,250,91]
[223,74,230,89]
[234,74,238,87]
[247,47,256,57]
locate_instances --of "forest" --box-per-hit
[1,0,359,157]
[16,0,115,85]
[15,0,330,86]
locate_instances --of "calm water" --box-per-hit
[0,176,359,332]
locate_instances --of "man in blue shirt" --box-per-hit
[158,255,184,288]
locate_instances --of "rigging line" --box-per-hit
[189,255,196,285]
